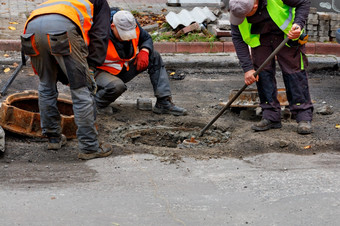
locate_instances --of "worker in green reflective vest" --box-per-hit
[230,0,313,134]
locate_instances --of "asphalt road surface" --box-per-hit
[0,58,340,225]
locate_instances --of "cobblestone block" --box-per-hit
[317,12,331,20]
[309,7,317,14]
[215,28,231,37]
[175,22,200,38]
[217,20,230,30]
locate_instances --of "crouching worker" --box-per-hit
[22,0,113,160]
[94,10,187,116]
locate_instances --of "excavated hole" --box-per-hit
[11,98,74,116]
[111,125,231,148]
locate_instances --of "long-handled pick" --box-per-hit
[198,36,290,137]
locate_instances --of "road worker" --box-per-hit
[229,0,313,134]
[22,0,113,160]
[94,9,187,116]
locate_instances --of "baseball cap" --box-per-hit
[112,10,137,41]
[229,0,255,25]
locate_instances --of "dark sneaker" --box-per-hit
[251,119,282,131]
[48,134,67,150]
[153,97,188,116]
[297,121,312,134]
[78,142,113,160]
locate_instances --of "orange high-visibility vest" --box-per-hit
[24,0,94,45]
[98,26,141,75]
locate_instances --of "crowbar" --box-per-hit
[1,49,28,96]
[198,36,290,137]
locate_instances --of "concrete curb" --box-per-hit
[163,53,340,71]
[1,40,339,71]
[1,39,340,56]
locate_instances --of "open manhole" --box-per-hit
[0,90,77,138]
[111,125,231,148]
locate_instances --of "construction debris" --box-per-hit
[175,22,201,37]
[165,6,217,29]
[135,10,167,28]
[306,7,340,42]
[135,6,340,43]
[137,98,153,111]
[316,104,334,115]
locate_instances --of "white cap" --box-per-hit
[112,11,137,41]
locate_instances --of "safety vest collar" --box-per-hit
[98,26,141,75]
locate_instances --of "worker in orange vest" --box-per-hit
[95,10,187,116]
[22,0,113,160]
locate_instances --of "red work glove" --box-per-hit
[135,49,149,71]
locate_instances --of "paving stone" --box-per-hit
[217,19,230,30]
[215,28,231,37]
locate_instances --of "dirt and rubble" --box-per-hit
[0,62,340,166]
[0,58,340,187]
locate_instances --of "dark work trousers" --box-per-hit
[251,34,313,123]
[24,14,99,153]
[94,50,172,108]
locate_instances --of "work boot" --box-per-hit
[251,118,282,131]
[48,134,67,150]
[153,96,187,116]
[78,142,113,160]
[97,106,113,115]
[297,121,312,134]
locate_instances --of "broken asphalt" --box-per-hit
[1,1,340,225]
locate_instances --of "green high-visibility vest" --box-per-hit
[238,0,296,48]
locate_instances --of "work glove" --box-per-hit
[134,49,149,71]
[87,67,97,95]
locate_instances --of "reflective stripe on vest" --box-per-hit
[266,0,295,34]
[238,0,295,48]
[98,26,141,75]
[24,0,93,45]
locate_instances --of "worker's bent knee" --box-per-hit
[101,80,127,100]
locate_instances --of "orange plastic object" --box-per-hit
[0,90,77,138]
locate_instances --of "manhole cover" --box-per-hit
[0,90,77,138]
[111,125,231,148]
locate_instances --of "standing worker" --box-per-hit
[229,0,313,134]
[21,0,114,160]
[94,10,187,116]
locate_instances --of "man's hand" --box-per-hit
[244,69,258,85]
[135,49,149,71]
[288,24,301,40]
